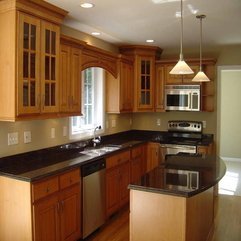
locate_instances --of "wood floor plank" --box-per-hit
[85,195,241,241]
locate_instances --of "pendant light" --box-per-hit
[192,15,210,82]
[169,0,193,75]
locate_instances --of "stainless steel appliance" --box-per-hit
[165,169,199,191]
[82,159,106,239]
[165,85,200,111]
[160,120,203,161]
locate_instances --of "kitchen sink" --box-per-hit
[80,145,122,156]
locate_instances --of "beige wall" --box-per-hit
[219,70,241,159]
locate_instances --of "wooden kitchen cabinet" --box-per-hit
[33,169,81,241]
[59,37,82,114]
[106,150,130,217]
[0,168,81,241]
[119,46,162,112]
[155,65,165,112]
[0,0,67,121]
[146,142,160,172]
[130,145,146,182]
[106,55,134,113]
[197,143,213,155]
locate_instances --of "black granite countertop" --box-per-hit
[0,130,214,182]
[129,153,226,198]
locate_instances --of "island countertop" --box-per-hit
[129,154,226,197]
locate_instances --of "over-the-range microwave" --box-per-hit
[165,85,200,111]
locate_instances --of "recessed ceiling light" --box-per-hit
[91,32,100,36]
[80,2,95,8]
[146,39,154,43]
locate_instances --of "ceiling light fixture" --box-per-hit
[146,39,154,43]
[91,32,100,36]
[192,15,210,82]
[80,2,94,8]
[169,0,194,75]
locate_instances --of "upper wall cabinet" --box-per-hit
[156,58,216,112]
[106,55,134,113]
[59,35,84,115]
[0,0,67,121]
[119,46,162,112]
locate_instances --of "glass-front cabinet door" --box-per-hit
[17,13,41,115]
[41,21,60,113]
[137,56,154,110]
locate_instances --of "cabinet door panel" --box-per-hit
[34,195,59,241]
[119,161,130,207]
[106,168,120,217]
[60,185,81,241]
[17,12,41,115]
[41,21,60,113]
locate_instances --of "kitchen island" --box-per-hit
[129,154,226,241]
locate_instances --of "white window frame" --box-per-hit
[69,67,105,140]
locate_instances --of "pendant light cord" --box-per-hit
[199,16,202,71]
[180,0,183,60]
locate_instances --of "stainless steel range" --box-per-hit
[160,120,203,161]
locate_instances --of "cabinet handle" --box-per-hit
[61,200,64,212]
[46,187,50,193]
[69,178,73,183]
[57,202,60,212]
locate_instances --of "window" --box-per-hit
[70,67,104,139]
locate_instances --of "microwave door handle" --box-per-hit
[189,93,192,109]
[188,173,192,189]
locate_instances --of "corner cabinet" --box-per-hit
[0,0,67,121]
[106,55,134,113]
[119,46,162,112]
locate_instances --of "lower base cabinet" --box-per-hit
[146,142,160,172]
[106,150,130,217]
[34,184,81,241]
[0,168,81,241]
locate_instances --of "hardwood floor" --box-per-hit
[84,195,241,241]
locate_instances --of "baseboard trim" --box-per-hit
[220,157,241,162]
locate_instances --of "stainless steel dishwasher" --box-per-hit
[82,159,106,239]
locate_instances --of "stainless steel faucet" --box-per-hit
[92,125,101,147]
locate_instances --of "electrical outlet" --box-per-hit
[8,132,19,145]
[24,131,31,143]
[202,121,206,128]
[157,118,161,126]
[106,120,109,129]
[63,126,67,137]
[51,128,55,139]
[111,119,116,128]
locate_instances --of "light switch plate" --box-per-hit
[24,131,31,143]
[111,119,116,128]
[63,126,67,137]
[51,128,55,139]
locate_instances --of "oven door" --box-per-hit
[160,144,196,161]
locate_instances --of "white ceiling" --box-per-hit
[46,0,241,52]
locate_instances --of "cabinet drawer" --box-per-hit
[59,168,80,190]
[106,150,130,169]
[32,176,59,201]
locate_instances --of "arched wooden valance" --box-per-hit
[82,45,118,78]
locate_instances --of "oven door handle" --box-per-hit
[160,145,195,150]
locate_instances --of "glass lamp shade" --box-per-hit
[169,60,194,75]
[192,70,210,82]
